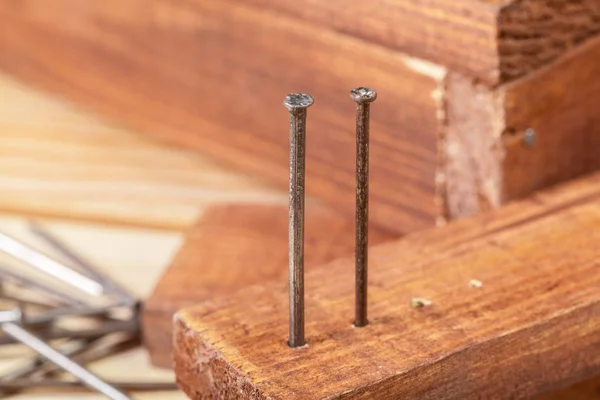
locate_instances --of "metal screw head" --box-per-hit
[523,128,536,148]
[350,87,377,104]
[283,93,314,112]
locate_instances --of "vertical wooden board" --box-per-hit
[443,35,600,220]
[0,0,445,235]
[502,36,600,200]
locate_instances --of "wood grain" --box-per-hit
[0,0,445,235]
[0,1,597,88]
[443,35,600,220]
[143,203,395,368]
[230,0,600,84]
[174,171,600,399]
[0,73,284,230]
[501,35,600,200]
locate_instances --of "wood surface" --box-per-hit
[501,35,600,201]
[0,73,284,230]
[0,215,186,400]
[1,1,599,233]
[443,35,600,220]
[230,0,600,84]
[2,40,600,399]
[0,0,446,235]
[0,1,597,87]
[143,203,395,368]
[174,171,600,400]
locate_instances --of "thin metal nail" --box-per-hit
[0,233,104,296]
[0,318,138,346]
[29,222,136,304]
[0,314,131,400]
[0,264,85,306]
[21,302,138,326]
[0,379,177,391]
[350,87,377,328]
[28,334,140,380]
[284,93,313,348]
[0,338,97,391]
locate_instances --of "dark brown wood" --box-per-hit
[173,171,600,399]
[142,203,394,368]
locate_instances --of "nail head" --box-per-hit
[283,93,314,112]
[350,87,377,104]
[523,128,536,148]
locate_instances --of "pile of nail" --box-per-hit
[0,222,176,399]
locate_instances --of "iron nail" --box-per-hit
[0,379,177,392]
[0,317,132,400]
[0,232,104,296]
[29,222,136,304]
[350,87,377,328]
[284,93,314,348]
[0,263,85,306]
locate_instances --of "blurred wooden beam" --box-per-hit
[0,2,599,234]
[0,74,283,230]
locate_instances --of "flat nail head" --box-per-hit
[283,93,314,112]
[350,87,377,104]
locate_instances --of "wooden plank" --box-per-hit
[228,0,600,84]
[0,0,445,235]
[143,203,395,368]
[1,2,598,233]
[501,36,600,200]
[443,35,600,220]
[0,1,597,88]
[0,73,284,230]
[173,171,600,399]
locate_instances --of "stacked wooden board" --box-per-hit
[1,0,599,234]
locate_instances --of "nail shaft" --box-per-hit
[0,233,104,296]
[0,338,97,390]
[350,87,377,328]
[0,379,177,391]
[29,223,135,304]
[284,93,314,348]
[1,322,131,400]
[0,319,138,346]
[22,303,137,326]
[0,264,84,306]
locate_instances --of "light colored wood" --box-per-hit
[0,0,447,235]
[0,74,284,230]
[143,203,395,368]
[0,214,186,399]
[174,171,600,400]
